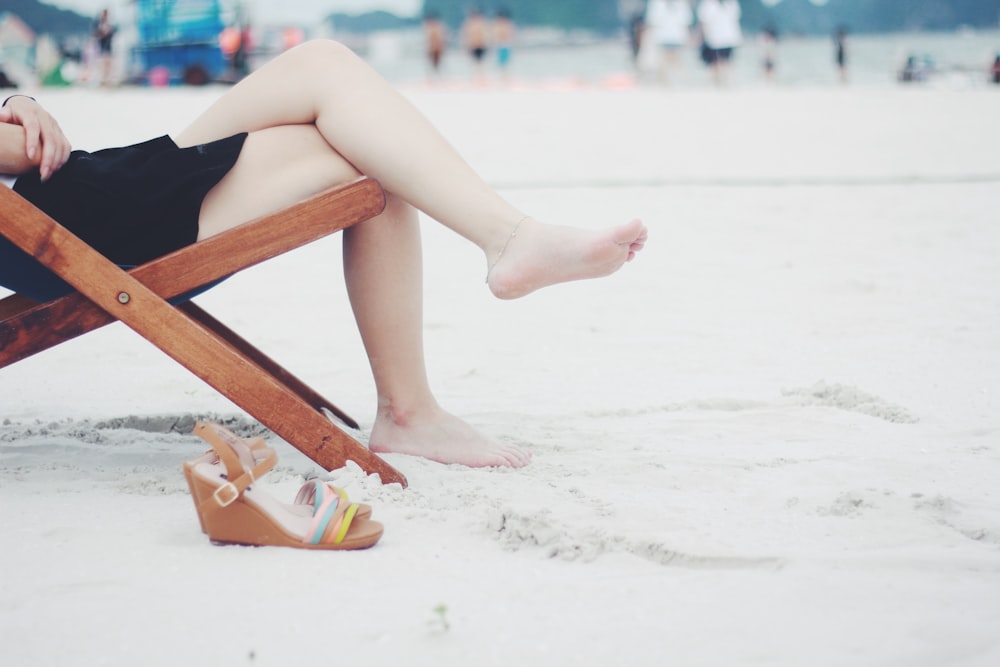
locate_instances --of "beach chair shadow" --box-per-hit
[0,177,407,487]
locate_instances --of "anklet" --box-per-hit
[486,216,528,283]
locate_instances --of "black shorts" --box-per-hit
[1,133,246,301]
[711,47,734,63]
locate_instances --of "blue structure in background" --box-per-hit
[133,0,227,84]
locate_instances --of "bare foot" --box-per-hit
[487,217,648,300]
[369,405,531,468]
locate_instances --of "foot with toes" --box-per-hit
[487,217,648,300]
[369,405,531,468]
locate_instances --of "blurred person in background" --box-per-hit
[697,0,742,85]
[644,0,693,85]
[462,7,489,83]
[494,8,515,82]
[92,8,116,86]
[834,26,849,84]
[220,21,254,81]
[760,25,778,82]
[423,11,447,79]
[628,11,645,71]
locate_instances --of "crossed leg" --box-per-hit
[176,40,648,467]
[177,40,647,294]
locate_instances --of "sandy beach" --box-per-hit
[2,77,999,666]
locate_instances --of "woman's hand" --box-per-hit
[0,95,72,180]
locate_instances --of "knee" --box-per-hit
[380,191,413,214]
[293,39,360,66]
[376,192,418,227]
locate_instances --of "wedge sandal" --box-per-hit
[183,421,383,550]
[181,433,373,533]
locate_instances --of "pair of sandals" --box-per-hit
[182,422,383,550]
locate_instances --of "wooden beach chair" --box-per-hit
[0,177,407,487]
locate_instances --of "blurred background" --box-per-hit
[1,1,998,90]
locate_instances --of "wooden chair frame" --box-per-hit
[0,177,407,487]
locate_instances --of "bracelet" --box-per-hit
[2,94,36,108]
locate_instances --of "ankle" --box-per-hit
[485,215,530,283]
[374,397,440,428]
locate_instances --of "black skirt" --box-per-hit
[1,133,246,301]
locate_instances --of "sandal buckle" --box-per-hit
[213,482,240,508]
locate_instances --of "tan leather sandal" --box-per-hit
[182,431,373,534]
[183,422,383,550]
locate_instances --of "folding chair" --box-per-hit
[0,177,407,487]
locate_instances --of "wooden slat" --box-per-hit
[137,176,386,293]
[0,293,37,320]
[0,291,108,366]
[2,177,384,367]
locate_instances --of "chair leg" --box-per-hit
[178,301,360,429]
[134,298,407,485]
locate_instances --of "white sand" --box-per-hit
[2,80,999,666]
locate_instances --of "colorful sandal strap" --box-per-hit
[305,486,340,545]
[301,480,362,545]
[294,479,351,509]
[331,504,361,544]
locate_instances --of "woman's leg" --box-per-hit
[344,194,530,467]
[198,124,530,466]
[177,39,647,299]
[196,125,360,238]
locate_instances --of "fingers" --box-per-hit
[29,108,71,181]
[3,97,72,180]
[19,111,41,162]
[37,115,71,180]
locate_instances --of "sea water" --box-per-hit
[365,28,1000,88]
